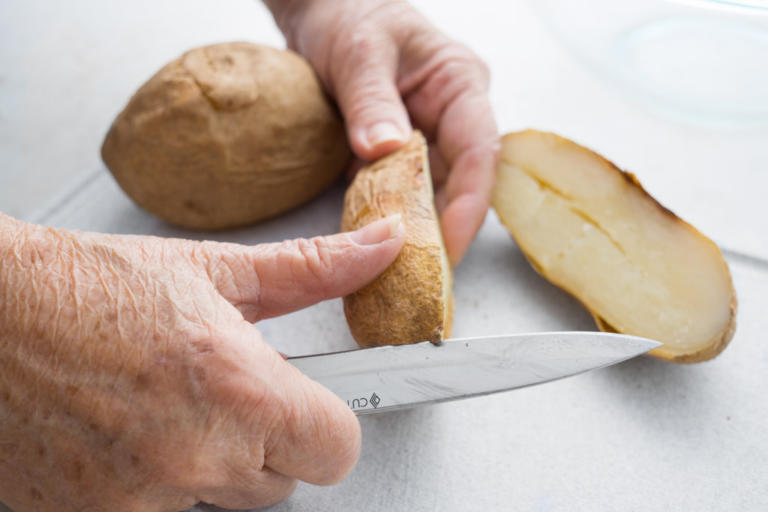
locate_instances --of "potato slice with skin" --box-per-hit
[492,130,736,363]
[342,131,454,347]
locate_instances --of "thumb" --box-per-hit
[330,37,412,160]
[203,215,405,322]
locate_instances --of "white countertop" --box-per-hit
[1,1,767,511]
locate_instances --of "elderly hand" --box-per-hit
[0,214,403,511]
[266,0,499,266]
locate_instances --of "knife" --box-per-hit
[288,332,660,415]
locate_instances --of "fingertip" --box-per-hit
[368,121,407,148]
[441,194,489,267]
[353,222,406,281]
[349,214,404,246]
[351,122,412,161]
[347,215,406,278]
[445,237,467,268]
[443,227,470,268]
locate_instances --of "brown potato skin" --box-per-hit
[342,132,453,347]
[495,130,737,364]
[101,42,350,230]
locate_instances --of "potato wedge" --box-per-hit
[342,131,453,347]
[493,130,736,363]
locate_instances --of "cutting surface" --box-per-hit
[10,176,766,512]
[1,1,767,511]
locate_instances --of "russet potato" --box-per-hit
[493,130,736,363]
[102,42,350,230]
[342,131,454,347]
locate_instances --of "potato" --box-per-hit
[342,131,454,347]
[101,42,350,230]
[493,130,736,363]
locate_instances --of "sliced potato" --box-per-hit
[493,130,736,363]
[342,131,453,347]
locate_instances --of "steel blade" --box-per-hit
[288,332,660,415]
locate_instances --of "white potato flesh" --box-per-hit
[493,131,735,362]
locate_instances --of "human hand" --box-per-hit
[0,214,403,511]
[266,0,499,266]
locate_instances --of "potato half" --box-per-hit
[342,131,454,347]
[493,130,736,363]
[102,42,350,230]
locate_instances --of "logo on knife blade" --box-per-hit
[346,392,382,410]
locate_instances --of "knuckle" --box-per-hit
[345,31,379,60]
[331,31,374,74]
[346,93,400,122]
[474,57,491,84]
[332,32,395,84]
[192,240,223,275]
[449,59,488,91]
[284,237,335,284]
[435,43,491,91]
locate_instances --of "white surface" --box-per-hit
[1,0,768,510]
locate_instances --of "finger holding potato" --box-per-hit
[266,0,499,265]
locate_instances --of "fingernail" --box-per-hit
[366,122,405,149]
[350,214,403,245]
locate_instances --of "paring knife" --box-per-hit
[288,332,660,415]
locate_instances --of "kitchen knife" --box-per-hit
[288,332,660,415]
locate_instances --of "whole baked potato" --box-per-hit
[102,42,350,230]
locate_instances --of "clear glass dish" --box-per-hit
[532,0,768,127]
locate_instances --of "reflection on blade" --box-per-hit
[288,332,660,415]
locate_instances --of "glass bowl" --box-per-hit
[531,0,768,127]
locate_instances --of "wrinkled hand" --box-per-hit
[0,214,403,511]
[267,0,499,265]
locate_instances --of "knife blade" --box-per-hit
[288,332,660,415]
